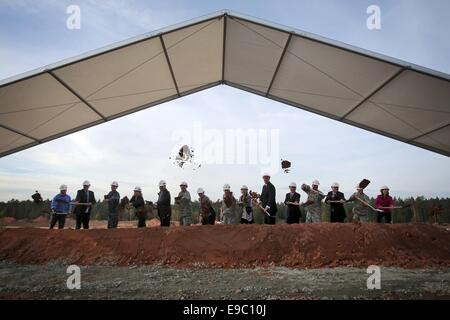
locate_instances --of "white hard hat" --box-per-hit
[312,180,320,186]
[180,181,188,187]
[197,187,205,194]
[111,181,119,187]
[59,184,67,191]
[82,180,90,186]
[159,180,166,187]
[331,182,339,188]
[240,185,248,190]
[262,173,271,178]
[381,185,389,190]
[223,184,231,191]
[289,182,297,188]
[134,186,142,192]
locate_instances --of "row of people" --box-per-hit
[47,174,394,229]
[286,180,394,224]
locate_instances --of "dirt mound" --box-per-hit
[0,217,16,225]
[1,217,181,229]
[0,223,449,269]
[147,218,160,227]
[33,216,48,223]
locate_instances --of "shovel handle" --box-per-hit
[70,202,92,206]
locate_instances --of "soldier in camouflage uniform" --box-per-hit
[301,180,325,223]
[105,181,120,229]
[347,185,370,222]
[197,188,216,225]
[238,185,254,224]
[221,184,237,224]
[175,181,192,226]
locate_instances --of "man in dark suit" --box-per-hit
[260,173,277,224]
[284,182,301,224]
[325,182,346,223]
[73,180,96,229]
[157,180,171,227]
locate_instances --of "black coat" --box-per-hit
[157,189,171,218]
[284,192,301,216]
[325,191,346,215]
[130,195,146,218]
[260,182,277,216]
[73,189,96,215]
[130,195,145,209]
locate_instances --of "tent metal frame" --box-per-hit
[1,10,449,158]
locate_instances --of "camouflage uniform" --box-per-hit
[105,190,120,229]
[199,195,216,225]
[301,184,324,223]
[238,194,254,223]
[221,193,237,224]
[349,192,370,222]
[176,191,192,226]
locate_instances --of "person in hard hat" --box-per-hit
[156,180,171,227]
[260,173,277,224]
[375,186,395,224]
[197,188,216,225]
[284,182,301,224]
[325,182,346,223]
[104,181,120,229]
[130,186,146,228]
[31,190,43,203]
[50,184,71,229]
[175,182,192,226]
[347,185,371,222]
[73,180,96,229]
[301,180,325,223]
[221,184,237,224]
[238,185,253,224]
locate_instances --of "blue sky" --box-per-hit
[0,0,449,202]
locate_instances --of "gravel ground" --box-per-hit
[0,261,449,299]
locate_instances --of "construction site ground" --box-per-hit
[0,218,449,300]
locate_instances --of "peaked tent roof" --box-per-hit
[1,10,449,158]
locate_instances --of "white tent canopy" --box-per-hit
[1,10,449,157]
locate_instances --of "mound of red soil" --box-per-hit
[147,218,160,227]
[33,216,48,223]
[0,223,449,268]
[0,217,16,225]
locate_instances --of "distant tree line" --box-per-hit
[0,197,449,224]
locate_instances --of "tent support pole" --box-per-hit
[48,71,107,121]
[159,35,181,97]
[221,13,228,84]
[340,67,408,120]
[266,33,292,97]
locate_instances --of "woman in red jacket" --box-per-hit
[375,186,395,224]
